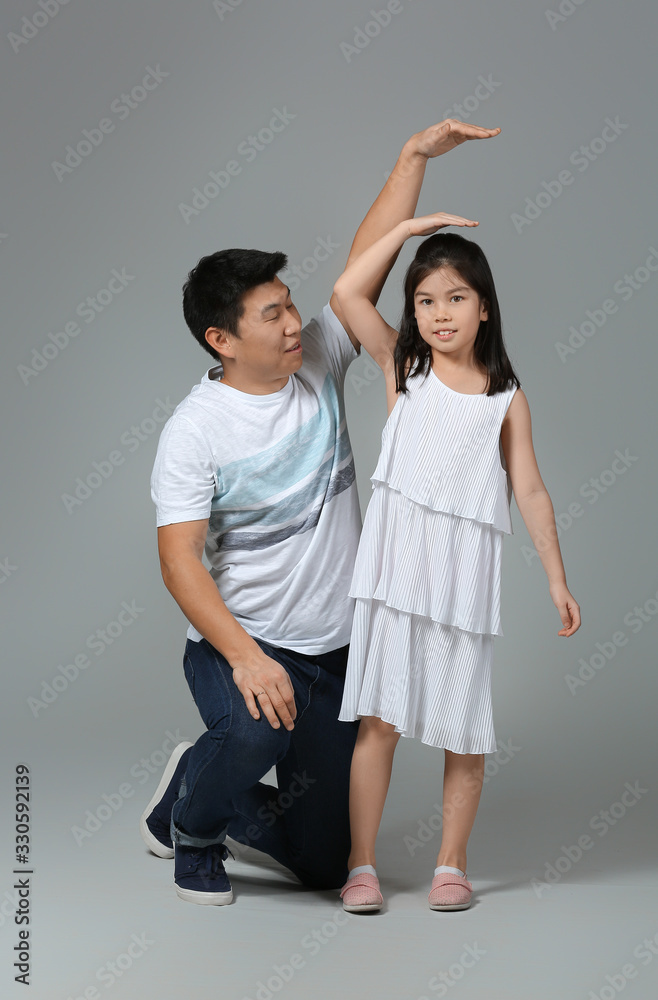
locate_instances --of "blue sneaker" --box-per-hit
[139,742,193,859]
[174,843,234,905]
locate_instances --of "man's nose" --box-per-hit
[284,315,302,335]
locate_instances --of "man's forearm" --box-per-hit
[162,556,262,668]
[335,221,411,303]
[345,138,428,303]
[342,119,501,307]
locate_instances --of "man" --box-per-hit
[141,118,501,904]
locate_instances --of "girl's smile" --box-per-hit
[414,266,488,357]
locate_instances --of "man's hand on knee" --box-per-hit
[232,650,297,731]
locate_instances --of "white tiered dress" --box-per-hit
[338,369,519,754]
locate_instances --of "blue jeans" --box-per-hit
[171,636,359,890]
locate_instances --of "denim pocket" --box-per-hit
[183,653,195,699]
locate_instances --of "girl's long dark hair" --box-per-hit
[394,233,521,396]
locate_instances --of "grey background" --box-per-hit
[1,0,657,997]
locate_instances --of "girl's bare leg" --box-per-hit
[435,750,485,872]
[347,716,401,870]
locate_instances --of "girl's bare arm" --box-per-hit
[330,118,501,362]
[501,390,581,637]
[333,214,479,412]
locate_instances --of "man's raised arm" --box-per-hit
[330,118,501,367]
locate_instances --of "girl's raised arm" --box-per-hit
[333,213,479,411]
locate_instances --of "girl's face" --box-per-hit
[413,266,487,362]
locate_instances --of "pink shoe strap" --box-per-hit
[431,873,472,890]
[340,872,380,898]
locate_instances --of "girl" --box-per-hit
[334,213,581,913]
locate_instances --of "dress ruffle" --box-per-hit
[338,372,518,752]
[349,484,504,637]
[338,599,497,753]
[371,372,516,535]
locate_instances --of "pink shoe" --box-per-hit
[340,872,383,913]
[428,872,473,911]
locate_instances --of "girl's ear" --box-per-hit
[479,299,489,323]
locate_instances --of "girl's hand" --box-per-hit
[407,212,479,238]
[549,582,581,637]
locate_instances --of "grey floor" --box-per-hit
[11,748,658,1000]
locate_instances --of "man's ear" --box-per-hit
[206,327,235,359]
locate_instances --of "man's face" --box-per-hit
[208,277,303,389]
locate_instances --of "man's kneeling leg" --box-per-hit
[169,638,294,902]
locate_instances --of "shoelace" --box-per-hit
[181,843,235,874]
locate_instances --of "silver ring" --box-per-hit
[255,691,265,697]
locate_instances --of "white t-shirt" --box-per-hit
[151,301,362,654]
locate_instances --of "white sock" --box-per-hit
[434,865,465,878]
[348,864,377,879]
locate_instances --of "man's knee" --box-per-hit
[296,861,348,891]
[288,833,351,890]
[207,711,288,766]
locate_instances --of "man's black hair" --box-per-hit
[182,248,288,360]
